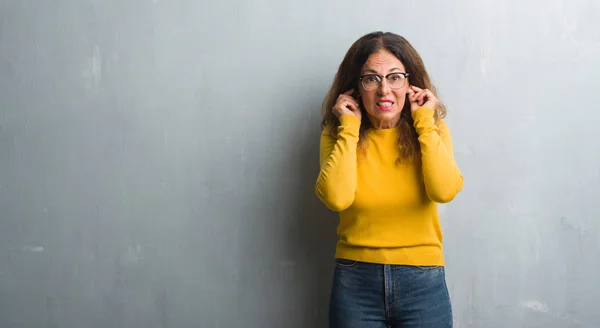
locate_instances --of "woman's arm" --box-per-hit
[413,107,464,203]
[315,115,361,211]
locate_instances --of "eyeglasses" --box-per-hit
[357,72,409,92]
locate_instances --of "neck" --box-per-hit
[368,114,401,130]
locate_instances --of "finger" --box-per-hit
[345,100,358,111]
[410,85,423,93]
[420,90,436,104]
[335,100,357,112]
[337,93,356,105]
[425,90,436,100]
[413,87,425,96]
[412,90,425,103]
[339,95,359,108]
[343,89,354,96]
[418,92,428,106]
[413,91,427,106]
[408,88,416,101]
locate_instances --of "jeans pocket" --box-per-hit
[334,258,358,268]
[415,265,444,271]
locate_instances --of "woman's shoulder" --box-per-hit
[436,117,450,130]
[435,118,456,140]
[321,122,338,137]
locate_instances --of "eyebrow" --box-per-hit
[362,67,404,75]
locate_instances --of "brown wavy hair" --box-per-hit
[321,31,446,162]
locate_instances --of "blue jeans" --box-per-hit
[329,259,453,328]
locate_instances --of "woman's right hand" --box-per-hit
[333,89,362,120]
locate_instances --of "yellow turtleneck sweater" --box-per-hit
[315,107,464,266]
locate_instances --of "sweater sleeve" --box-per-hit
[412,107,464,203]
[315,115,361,211]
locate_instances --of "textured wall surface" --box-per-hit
[1,0,599,327]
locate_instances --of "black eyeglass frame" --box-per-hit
[357,72,410,91]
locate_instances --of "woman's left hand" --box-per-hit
[407,86,439,113]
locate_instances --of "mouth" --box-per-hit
[376,100,394,111]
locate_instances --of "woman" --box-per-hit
[315,31,464,328]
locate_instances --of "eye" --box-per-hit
[365,76,378,83]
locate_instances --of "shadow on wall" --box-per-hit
[233,101,339,327]
[284,116,339,327]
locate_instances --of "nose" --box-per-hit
[377,78,391,95]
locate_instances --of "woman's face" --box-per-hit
[358,50,409,129]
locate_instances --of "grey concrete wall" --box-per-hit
[1,0,599,327]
